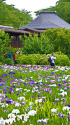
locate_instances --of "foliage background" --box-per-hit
[20,28,70,56]
[0,30,10,62]
[0,0,33,29]
[20,33,53,54]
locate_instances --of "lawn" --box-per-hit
[0,64,70,125]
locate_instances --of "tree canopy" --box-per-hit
[20,28,70,56]
[0,0,33,29]
[35,0,70,24]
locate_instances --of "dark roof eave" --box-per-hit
[0,28,33,35]
[39,11,56,14]
[23,28,45,33]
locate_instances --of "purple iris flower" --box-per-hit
[7,78,9,80]
[68,113,70,122]
[62,70,64,72]
[10,75,14,77]
[67,104,70,107]
[11,85,15,88]
[19,90,22,92]
[56,77,60,81]
[36,82,39,85]
[66,86,70,89]
[21,102,26,105]
[9,88,14,94]
[43,121,47,124]
[42,119,47,124]
[36,95,41,98]
[52,102,56,104]
[69,119,70,122]
[55,98,59,101]
[60,114,65,118]
[6,99,13,104]
[56,113,65,118]
[0,82,5,86]
[48,88,52,91]
[46,91,48,92]
[38,92,43,94]
[3,85,9,88]
[3,88,7,94]
[6,100,11,103]
[23,82,26,85]
[31,96,34,98]
[8,72,15,74]
[0,79,2,82]
[62,80,67,83]
[3,74,7,77]
[49,80,55,83]
[57,84,62,88]
[58,113,61,116]
[42,99,45,101]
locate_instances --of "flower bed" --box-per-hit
[0,64,70,125]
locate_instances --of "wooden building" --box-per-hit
[0,25,30,48]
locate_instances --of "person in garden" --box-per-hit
[8,52,13,60]
[8,52,15,63]
[50,53,56,67]
[14,51,17,64]
[17,48,21,54]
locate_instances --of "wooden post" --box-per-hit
[16,35,19,48]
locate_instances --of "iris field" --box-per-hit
[0,64,70,125]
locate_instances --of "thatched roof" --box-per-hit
[18,11,70,31]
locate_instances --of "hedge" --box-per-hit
[15,52,70,66]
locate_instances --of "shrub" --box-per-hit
[16,52,70,66]
[44,28,70,55]
[0,30,11,62]
[16,54,41,65]
[0,30,18,64]
[4,58,13,65]
[20,28,70,56]
[20,33,53,54]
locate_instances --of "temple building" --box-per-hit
[0,11,70,47]
[18,11,70,33]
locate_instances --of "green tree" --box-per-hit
[20,33,53,54]
[0,30,11,61]
[44,28,70,55]
[58,0,70,2]
[20,28,70,56]
[0,0,33,29]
